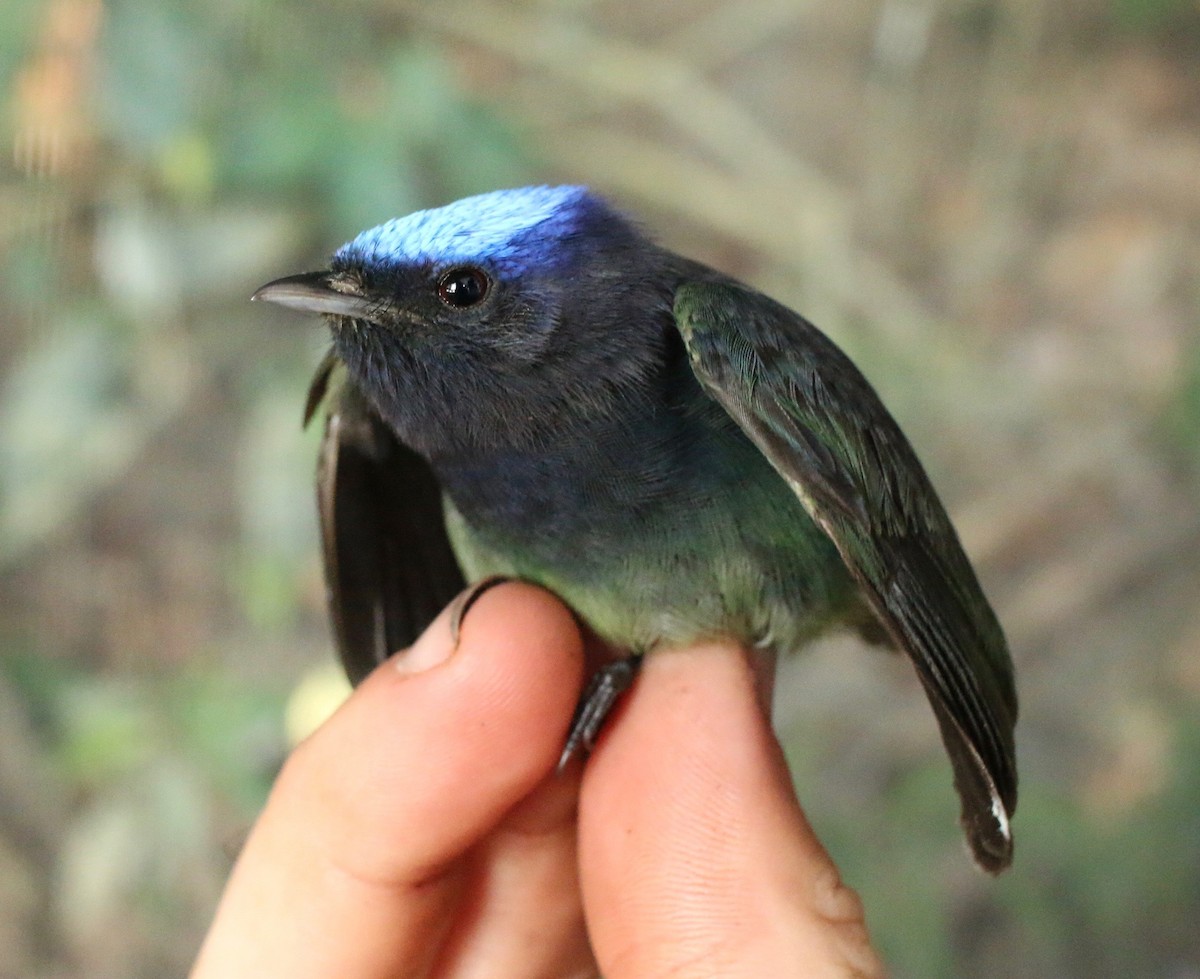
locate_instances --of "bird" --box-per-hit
[253,185,1018,872]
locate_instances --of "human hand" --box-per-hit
[192,582,883,978]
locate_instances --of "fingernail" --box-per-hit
[394,609,456,675]
[449,576,512,645]
[394,579,515,675]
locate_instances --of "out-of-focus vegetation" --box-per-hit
[1,1,1197,976]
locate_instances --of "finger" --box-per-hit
[578,642,884,979]
[426,628,626,978]
[430,767,597,978]
[194,583,585,979]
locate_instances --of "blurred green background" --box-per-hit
[2,0,1199,975]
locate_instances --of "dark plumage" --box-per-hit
[254,186,1018,871]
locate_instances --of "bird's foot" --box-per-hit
[558,656,641,772]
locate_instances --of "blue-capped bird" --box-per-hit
[253,186,1017,871]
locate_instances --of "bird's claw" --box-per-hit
[558,656,641,771]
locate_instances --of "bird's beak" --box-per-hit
[252,271,375,319]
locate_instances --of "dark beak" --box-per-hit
[252,271,375,319]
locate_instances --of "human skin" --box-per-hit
[192,582,883,978]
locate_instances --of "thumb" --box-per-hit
[194,582,584,978]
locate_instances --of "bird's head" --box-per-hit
[254,186,674,453]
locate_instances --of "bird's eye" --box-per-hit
[436,267,490,309]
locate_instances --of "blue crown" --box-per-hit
[335,186,591,274]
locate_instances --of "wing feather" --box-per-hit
[675,279,1018,872]
[309,360,465,685]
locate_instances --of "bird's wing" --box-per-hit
[307,354,466,685]
[675,279,1018,872]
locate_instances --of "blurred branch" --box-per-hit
[953,423,1140,567]
[402,0,953,349]
[1003,497,1200,653]
[663,0,817,69]
[538,125,962,358]
[971,0,1051,207]
[953,417,1200,654]
[859,0,940,240]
